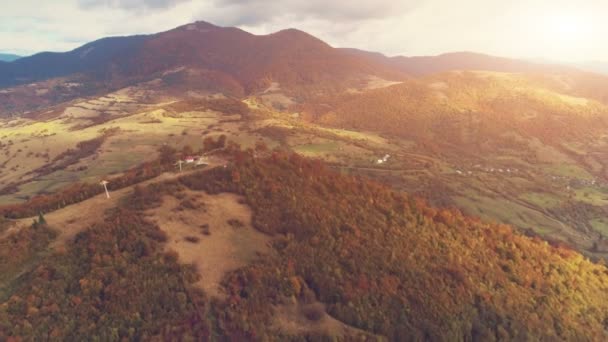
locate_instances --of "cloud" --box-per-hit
[78,0,189,11]
[207,0,417,26]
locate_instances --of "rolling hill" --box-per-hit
[309,70,608,256]
[2,149,608,340]
[316,71,608,143]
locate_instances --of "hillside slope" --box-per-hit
[0,35,148,88]
[318,71,608,143]
[310,71,608,256]
[2,151,608,340]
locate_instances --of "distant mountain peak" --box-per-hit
[0,53,21,62]
[272,28,321,39]
[0,19,407,107]
[267,28,332,50]
[274,28,307,35]
[177,21,221,33]
[192,20,218,27]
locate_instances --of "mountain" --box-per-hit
[0,26,593,92]
[529,58,608,77]
[574,61,608,75]
[341,49,576,76]
[391,51,576,76]
[0,22,411,115]
[3,22,606,116]
[0,21,405,94]
[0,53,21,62]
[0,35,149,88]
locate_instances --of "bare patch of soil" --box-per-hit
[272,297,381,340]
[148,190,271,297]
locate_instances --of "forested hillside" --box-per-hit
[0,21,407,115]
[317,71,608,144]
[3,149,608,340]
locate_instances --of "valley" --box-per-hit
[3,70,608,260]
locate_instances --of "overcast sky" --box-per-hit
[1,0,607,62]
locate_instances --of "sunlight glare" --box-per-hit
[519,8,599,61]
[537,11,594,44]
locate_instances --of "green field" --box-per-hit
[293,142,339,155]
[574,187,608,206]
[590,218,608,236]
[520,192,562,209]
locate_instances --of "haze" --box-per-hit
[0,0,608,62]
[1,0,606,63]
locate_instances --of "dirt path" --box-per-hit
[2,162,223,246]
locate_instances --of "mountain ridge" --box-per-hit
[3,20,604,93]
[0,53,21,62]
[0,21,401,90]
[340,48,582,76]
